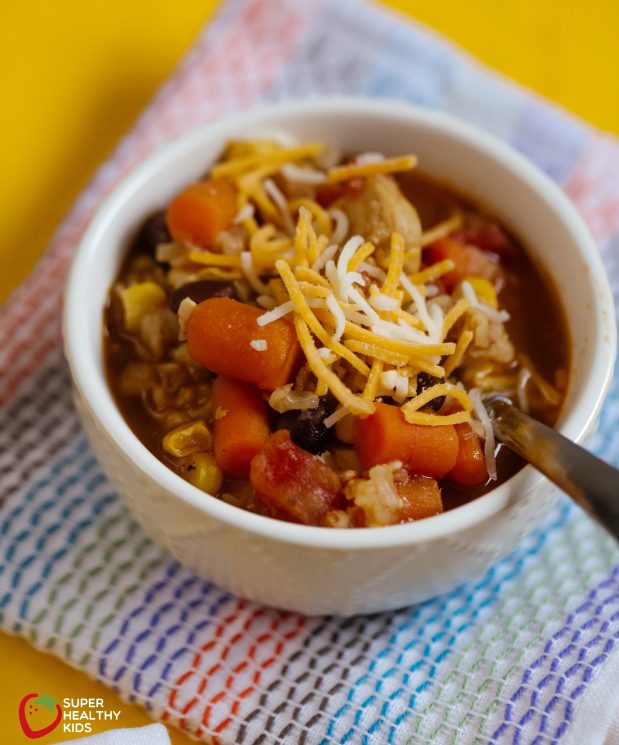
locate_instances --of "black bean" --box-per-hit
[169,281,236,312]
[276,397,333,454]
[136,211,171,256]
[416,372,446,412]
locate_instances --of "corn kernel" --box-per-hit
[335,414,356,444]
[462,276,498,309]
[162,420,212,458]
[119,282,166,332]
[185,452,223,494]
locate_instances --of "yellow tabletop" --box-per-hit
[1,0,618,742]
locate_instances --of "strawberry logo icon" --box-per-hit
[18,693,63,739]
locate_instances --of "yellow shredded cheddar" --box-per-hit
[401,383,473,417]
[402,409,471,426]
[408,259,455,285]
[288,198,333,237]
[441,298,470,340]
[420,211,463,247]
[294,266,331,287]
[443,329,474,376]
[344,339,409,367]
[382,232,406,297]
[348,241,375,271]
[294,318,374,416]
[327,154,418,184]
[212,143,325,179]
[188,250,243,268]
[275,260,371,376]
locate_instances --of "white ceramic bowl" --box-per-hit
[63,97,616,616]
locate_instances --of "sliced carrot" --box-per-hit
[355,403,458,478]
[212,375,270,478]
[166,178,237,248]
[397,476,444,520]
[424,237,501,292]
[187,297,302,391]
[448,422,488,485]
[250,430,342,525]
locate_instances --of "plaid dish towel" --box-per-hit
[2,0,619,742]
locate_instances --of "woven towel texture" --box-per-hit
[1,0,619,743]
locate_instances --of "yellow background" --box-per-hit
[1,0,618,741]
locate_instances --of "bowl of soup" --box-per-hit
[63,97,616,615]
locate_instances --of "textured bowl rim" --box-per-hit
[63,96,616,551]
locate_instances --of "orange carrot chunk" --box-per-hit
[212,375,270,478]
[167,178,238,248]
[448,422,488,486]
[355,403,458,479]
[397,475,444,520]
[424,237,501,292]
[187,297,302,391]
[250,430,342,525]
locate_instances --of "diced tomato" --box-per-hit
[250,430,343,525]
[448,423,488,485]
[451,223,514,257]
[424,237,502,292]
[396,475,444,520]
[315,183,345,207]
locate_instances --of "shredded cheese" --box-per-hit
[326,154,418,183]
[294,318,374,416]
[469,388,497,480]
[256,300,294,326]
[211,142,324,179]
[281,162,327,184]
[329,208,349,245]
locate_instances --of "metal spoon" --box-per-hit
[486,397,619,542]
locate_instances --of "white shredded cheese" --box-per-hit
[256,300,295,326]
[355,152,385,165]
[280,162,327,184]
[240,251,271,295]
[399,271,418,301]
[469,388,497,481]
[339,271,366,302]
[250,339,268,351]
[329,208,349,245]
[460,280,478,307]
[336,235,365,286]
[326,293,346,342]
[324,406,350,429]
[264,178,295,234]
[358,262,386,281]
[380,370,398,388]
[317,347,332,358]
[325,259,341,297]
[346,289,379,326]
[311,243,339,273]
[407,282,439,339]
[369,292,399,311]
[177,297,197,341]
[233,203,255,224]
[461,279,511,324]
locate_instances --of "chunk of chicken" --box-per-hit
[339,175,422,253]
[466,308,515,364]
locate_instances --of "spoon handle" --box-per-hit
[487,399,619,542]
